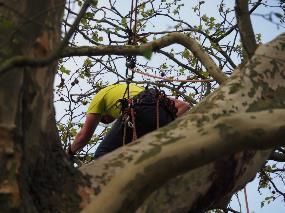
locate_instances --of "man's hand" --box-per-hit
[66,145,83,167]
[170,98,190,117]
[66,144,75,162]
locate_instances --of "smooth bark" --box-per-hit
[0,0,89,212]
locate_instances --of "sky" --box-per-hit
[56,1,285,212]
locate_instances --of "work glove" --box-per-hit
[66,144,75,163]
[66,145,83,167]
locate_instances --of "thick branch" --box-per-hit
[82,109,285,213]
[64,33,227,84]
[235,0,258,58]
[0,33,227,84]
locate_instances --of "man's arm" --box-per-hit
[170,98,190,117]
[69,113,101,155]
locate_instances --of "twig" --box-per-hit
[157,49,206,78]
[216,0,263,42]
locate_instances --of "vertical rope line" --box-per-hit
[123,117,127,146]
[131,106,137,141]
[244,186,250,213]
[156,97,160,129]
[127,81,130,99]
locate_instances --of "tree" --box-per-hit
[0,0,284,212]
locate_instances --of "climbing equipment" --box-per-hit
[120,88,177,145]
[124,0,139,99]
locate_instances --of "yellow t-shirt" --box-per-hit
[87,84,144,118]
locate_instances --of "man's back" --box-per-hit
[87,84,144,118]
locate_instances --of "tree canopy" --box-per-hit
[0,0,284,212]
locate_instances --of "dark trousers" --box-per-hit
[94,89,176,159]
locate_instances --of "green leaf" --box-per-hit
[121,17,127,28]
[143,48,153,60]
[85,12,94,19]
[92,32,99,42]
[210,17,215,22]
[84,58,92,66]
[182,49,190,58]
[90,0,98,7]
[70,128,78,137]
[256,33,262,43]
[201,71,209,78]
[59,66,70,75]
[161,63,168,69]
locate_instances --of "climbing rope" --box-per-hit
[244,186,250,213]
[121,99,137,145]
[124,0,139,99]
[133,68,213,83]
[123,115,127,146]
[155,90,164,129]
[130,102,137,141]
[156,97,160,129]
[121,0,140,145]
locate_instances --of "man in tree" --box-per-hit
[67,83,190,159]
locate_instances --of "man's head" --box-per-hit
[100,114,115,124]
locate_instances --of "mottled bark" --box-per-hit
[81,33,285,213]
[0,0,89,212]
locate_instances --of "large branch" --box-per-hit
[81,109,285,213]
[235,0,258,58]
[0,33,228,84]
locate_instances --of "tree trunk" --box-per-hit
[0,1,89,212]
